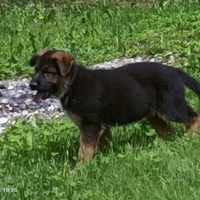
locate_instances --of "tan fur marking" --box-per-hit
[37,49,49,56]
[187,112,200,137]
[50,52,75,76]
[78,141,96,166]
[77,126,107,165]
[59,79,70,99]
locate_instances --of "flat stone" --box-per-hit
[12,107,20,112]
[0,118,8,124]
[14,94,22,98]
[7,85,14,90]
[1,99,9,104]
[22,110,28,116]
[34,111,39,114]
[17,90,25,93]
[27,102,40,109]
[19,94,27,99]
[12,113,21,118]
[134,57,143,62]
[6,90,16,96]
[47,105,55,111]
[25,99,32,104]
[150,58,156,62]
[168,55,175,64]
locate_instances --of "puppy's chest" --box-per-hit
[61,96,82,127]
[66,108,82,127]
[61,94,78,110]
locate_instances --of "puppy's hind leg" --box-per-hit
[186,110,200,138]
[98,128,112,150]
[147,115,172,139]
[167,104,200,137]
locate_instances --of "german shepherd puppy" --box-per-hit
[29,49,200,165]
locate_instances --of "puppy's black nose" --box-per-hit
[30,82,38,90]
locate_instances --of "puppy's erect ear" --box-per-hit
[29,49,49,66]
[50,52,75,76]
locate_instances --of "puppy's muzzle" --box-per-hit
[30,81,39,90]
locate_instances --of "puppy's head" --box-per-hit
[29,49,75,103]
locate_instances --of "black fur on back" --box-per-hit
[61,62,200,127]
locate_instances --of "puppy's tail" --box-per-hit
[179,69,200,97]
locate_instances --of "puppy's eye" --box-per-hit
[43,68,57,77]
[44,71,52,76]
[43,69,50,74]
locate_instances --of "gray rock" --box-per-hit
[13,103,18,107]
[134,56,143,62]
[22,110,29,116]
[1,99,9,104]
[168,55,175,64]
[25,99,32,104]
[17,90,25,94]
[150,58,156,62]
[12,107,19,112]
[8,85,14,90]
[14,94,22,98]
[34,111,39,115]
[0,118,8,124]
[27,102,41,109]
[47,105,55,111]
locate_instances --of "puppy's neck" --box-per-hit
[59,64,78,99]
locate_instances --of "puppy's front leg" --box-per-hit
[78,141,96,165]
[78,125,102,165]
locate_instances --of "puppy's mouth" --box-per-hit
[33,91,51,103]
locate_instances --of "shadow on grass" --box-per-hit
[45,135,80,167]
[45,121,187,168]
[99,120,187,156]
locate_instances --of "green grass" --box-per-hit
[1,0,200,199]
[1,0,200,79]
[1,117,200,199]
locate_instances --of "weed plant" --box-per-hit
[1,1,200,79]
[1,117,200,199]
